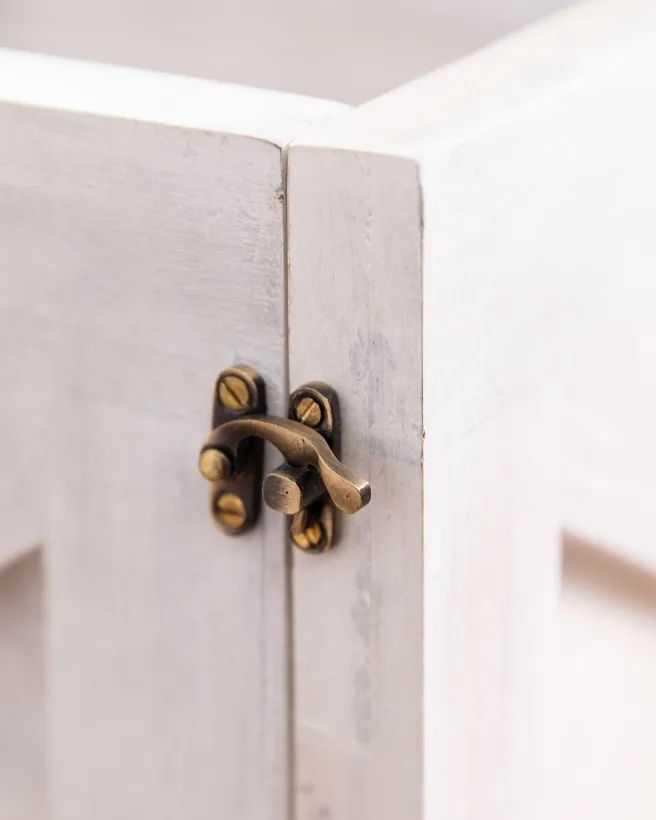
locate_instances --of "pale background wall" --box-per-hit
[0,0,573,102]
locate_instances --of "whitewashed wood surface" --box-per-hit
[2,0,656,813]
[288,0,656,817]
[288,147,424,819]
[0,49,344,820]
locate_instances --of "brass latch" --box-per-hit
[198,365,371,553]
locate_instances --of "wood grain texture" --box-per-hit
[288,0,656,817]
[0,51,344,819]
[288,150,423,819]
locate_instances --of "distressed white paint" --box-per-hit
[0,51,343,819]
[288,0,656,817]
[288,150,423,819]
[2,0,656,815]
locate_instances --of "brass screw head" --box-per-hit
[199,448,231,482]
[217,374,251,410]
[291,520,323,550]
[215,492,247,530]
[294,395,322,427]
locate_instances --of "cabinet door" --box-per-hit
[0,49,343,820]
[287,1,656,818]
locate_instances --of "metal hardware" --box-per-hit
[214,492,247,530]
[198,365,371,552]
[293,395,322,427]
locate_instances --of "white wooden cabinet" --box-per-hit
[1,1,655,818]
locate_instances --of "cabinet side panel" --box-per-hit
[287,148,423,819]
[421,28,656,820]
[287,4,656,818]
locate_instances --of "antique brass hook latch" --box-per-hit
[198,365,371,553]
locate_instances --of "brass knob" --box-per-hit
[262,463,325,516]
[198,448,231,482]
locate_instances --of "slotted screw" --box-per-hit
[199,448,231,482]
[291,520,323,550]
[294,395,322,427]
[217,374,251,410]
[215,492,247,529]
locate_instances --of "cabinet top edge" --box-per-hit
[290,0,656,162]
[0,48,348,148]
